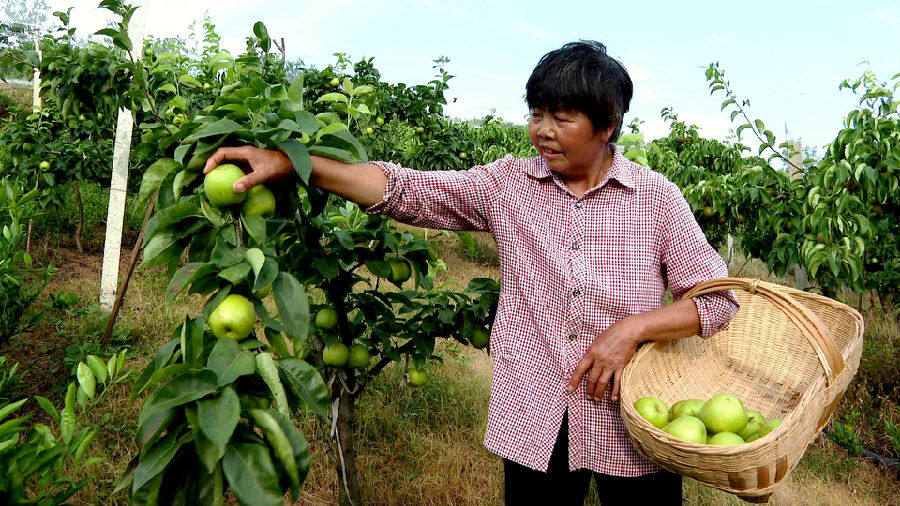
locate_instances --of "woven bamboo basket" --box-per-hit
[620,277,864,503]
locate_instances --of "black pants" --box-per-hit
[503,412,682,506]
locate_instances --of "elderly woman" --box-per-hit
[204,41,738,506]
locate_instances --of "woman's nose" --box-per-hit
[537,120,555,139]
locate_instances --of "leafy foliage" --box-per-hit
[0,351,127,505]
[0,177,53,345]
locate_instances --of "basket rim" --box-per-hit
[683,277,856,385]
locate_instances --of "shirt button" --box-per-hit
[572,288,580,297]
[568,333,578,341]
[571,242,580,251]
[574,201,583,209]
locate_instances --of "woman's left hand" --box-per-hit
[567,317,644,402]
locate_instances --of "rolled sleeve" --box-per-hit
[363,157,513,233]
[692,293,739,337]
[660,181,739,337]
[363,162,400,215]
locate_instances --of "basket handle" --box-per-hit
[683,278,844,387]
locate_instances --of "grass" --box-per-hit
[0,83,32,110]
[0,215,898,505]
[29,181,147,252]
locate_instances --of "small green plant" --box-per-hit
[0,357,23,404]
[49,292,81,313]
[884,415,900,458]
[0,351,127,505]
[826,410,865,456]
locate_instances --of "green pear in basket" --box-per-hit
[699,394,748,434]
[634,397,669,428]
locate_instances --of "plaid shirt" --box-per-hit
[366,145,738,476]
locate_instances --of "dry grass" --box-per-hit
[0,82,33,107]
[2,225,899,505]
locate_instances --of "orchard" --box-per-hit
[0,2,898,505]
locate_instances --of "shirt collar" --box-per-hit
[525,143,636,190]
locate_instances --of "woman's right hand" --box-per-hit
[203,146,294,194]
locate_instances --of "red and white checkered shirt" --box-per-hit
[366,145,738,476]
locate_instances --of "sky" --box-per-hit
[26,0,900,151]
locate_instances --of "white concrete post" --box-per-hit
[787,140,811,291]
[99,0,148,311]
[32,28,41,111]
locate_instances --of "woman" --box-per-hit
[203,40,738,505]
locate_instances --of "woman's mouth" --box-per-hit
[541,147,562,158]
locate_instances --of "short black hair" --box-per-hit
[526,40,633,142]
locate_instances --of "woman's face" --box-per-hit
[528,107,614,176]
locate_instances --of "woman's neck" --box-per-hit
[560,143,613,198]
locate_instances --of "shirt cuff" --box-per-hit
[692,290,740,338]
[363,161,400,215]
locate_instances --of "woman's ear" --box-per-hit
[596,121,617,143]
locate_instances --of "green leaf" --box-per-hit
[364,259,392,279]
[293,110,319,134]
[132,431,192,493]
[179,74,202,87]
[210,241,245,268]
[136,407,176,449]
[0,398,27,423]
[308,145,357,163]
[197,465,225,506]
[273,272,309,341]
[146,199,203,240]
[167,262,216,304]
[287,76,304,102]
[246,248,265,279]
[313,257,340,279]
[77,362,96,399]
[255,353,289,417]
[316,92,349,104]
[180,316,205,367]
[276,358,330,417]
[185,119,244,143]
[201,199,229,227]
[86,355,108,385]
[138,158,180,211]
[254,258,279,293]
[218,261,251,285]
[320,129,366,156]
[248,409,303,491]
[184,404,219,473]
[253,21,270,49]
[242,215,267,245]
[142,369,218,418]
[34,396,59,423]
[196,386,240,460]
[112,32,132,51]
[223,443,283,506]
[207,339,256,386]
[333,229,354,250]
[264,327,291,357]
[276,139,312,184]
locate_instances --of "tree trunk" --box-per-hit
[25,176,40,255]
[879,292,896,319]
[333,388,363,506]
[74,179,84,254]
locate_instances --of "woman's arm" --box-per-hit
[203,145,512,232]
[566,298,700,402]
[202,146,387,207]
